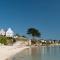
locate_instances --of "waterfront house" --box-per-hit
[6,28,14,37]
[0,29,5,36]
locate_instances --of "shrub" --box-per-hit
[0,36,8,45]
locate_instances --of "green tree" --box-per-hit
[22,35,27,38]
[27,28,41,40]
[0,36,7,45]
[15,33,21,37]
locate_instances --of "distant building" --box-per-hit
[0,28,15,37]
[6,28,14,37]
[28,39,31,45]
[0,29,5,36]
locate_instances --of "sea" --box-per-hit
[11,46,60,60]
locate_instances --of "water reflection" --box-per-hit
[31,47,42,60]
[12,46,60,60]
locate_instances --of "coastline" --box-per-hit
[0,44,60,60]
[0,46,29,60]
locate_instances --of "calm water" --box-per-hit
[12,46,60,60]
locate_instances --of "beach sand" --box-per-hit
[0,45,29,60]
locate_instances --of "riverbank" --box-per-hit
[0,45,29,60]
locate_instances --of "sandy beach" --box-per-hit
[0,45,29,60]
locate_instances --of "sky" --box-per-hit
[0,0,60,40]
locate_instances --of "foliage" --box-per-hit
[15,33,21,37]
[0,36,15,45]
[31,40,37,44]
[0,36,8,45]
[22,35,27,38]
[27,28,41,40]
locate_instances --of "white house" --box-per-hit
[6,28,14,37]
[0,29,5,36]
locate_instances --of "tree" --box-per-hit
[0,36,8,45]
[15,33,20,37]
[27,28,41,40]
[22,35,27,38]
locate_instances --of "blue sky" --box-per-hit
[0,0,60,40]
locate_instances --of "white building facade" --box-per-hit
[0,28,14,37]
[6,28,14,37]
[0,29,5,36]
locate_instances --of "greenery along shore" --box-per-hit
[0,27,60,46]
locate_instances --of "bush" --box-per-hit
[0,36,8,45]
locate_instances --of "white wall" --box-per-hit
[6,28,14,37]
[0,29,5,36]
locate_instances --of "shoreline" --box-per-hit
[0,44,60,60]
[8,46,29,60]
[0,46,29,60]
